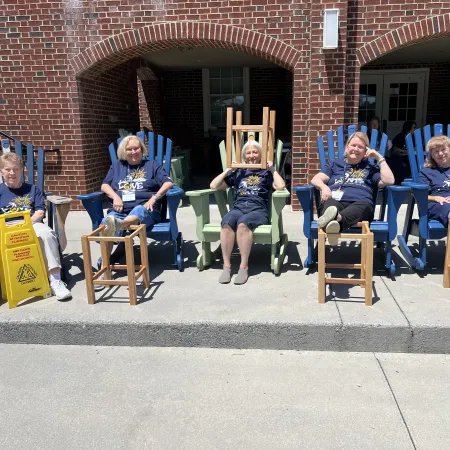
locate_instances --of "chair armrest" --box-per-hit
[408,183,430,239]
[186,189,218,241]
[185,188,216,197]
[272,188,291,199]
[385,185,410,240]
[270,188,290,242]
[166,187,184,237]
[77,191,105,231]
[293,185,315,239]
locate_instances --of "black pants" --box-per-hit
[319,199,374,230]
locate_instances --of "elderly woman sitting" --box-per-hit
[210,140,286,285]
[99,135,173,288]
[0,153,71,300]
[311,131,395,244]
[418,135,450,227]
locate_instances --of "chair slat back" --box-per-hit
[317,125,387,171]
[110,132,172,174]
[406,124,450,182]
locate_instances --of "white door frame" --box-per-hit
[360,68,429,130]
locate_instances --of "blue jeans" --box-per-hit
[101,205,162,236]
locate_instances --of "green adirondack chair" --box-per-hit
[186,136,289,274]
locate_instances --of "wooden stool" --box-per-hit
[444,226,450,288]
[81,224,150,305]
[318,221,374,306]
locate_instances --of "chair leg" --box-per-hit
[304,237,316,268]
[81,235,95,305]
[365,232,374,306]
[318,230,326,304]
[125,236,137,306]
[444,228,450,288]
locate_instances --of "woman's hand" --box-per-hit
[364,147,383,161]
[144,196,158,211]
[320,185,332,202]
[267,161,275,173]
[225,165,236,176]
[113,194,123,213]
[433,196,450,205]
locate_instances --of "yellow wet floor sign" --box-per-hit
[0,211,51,308]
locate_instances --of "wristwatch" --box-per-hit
[154,193,162,200]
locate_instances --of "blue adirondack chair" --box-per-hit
[77,131,184,271]
[293,125,409,276]
[397,124,450,271]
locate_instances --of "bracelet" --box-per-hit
[154,193,162,200]
[378,158,386,164]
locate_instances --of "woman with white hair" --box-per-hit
[210,140,286,285]
[418,135,450,227]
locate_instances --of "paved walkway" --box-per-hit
[0,205,449,352]
[1,345,450,449]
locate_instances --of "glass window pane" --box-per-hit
[209,68,220,78]
[399,83,408,95]
[221,68,232,78]
[210,96,222,111]
[399,96,407,108]
[367,95,376,108]
[211,111,222,127]
[408,96,417,108]
[233,77,243,93]
[398,109,407,121]
[221,78,232,93]
[407,109,416,120]
[360,84,367,95]
[367,84,377,96]
[358,110,365,122]
[389,109,397,121]
[409,83,418,95]
[233,95,244,108]
[232,68,243,77]
[210,79,221,95]
[389,96,398,109]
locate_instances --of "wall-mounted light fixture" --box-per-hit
[323,8,339,49]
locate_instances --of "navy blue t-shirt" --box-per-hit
[418,166,450,197]
[0,183,45,215]
[225,169,274,211]
[102,159,172,214]
[322,158,381,207]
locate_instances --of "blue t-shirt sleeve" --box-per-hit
[418,170,429,185]
[33,186,45,212]
[224,171,236,188]
[370,166,381,186]
[153,164,172,186]
[102,165,115,185]
[322,161,334,178]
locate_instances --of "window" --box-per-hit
[388,82,418,121]
[358,83,377,124]
[202,67,249,132]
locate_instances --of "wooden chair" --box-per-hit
[81,224,150,305]
[398,124,450,271]
[77,131,184,271]
[318,221,374,306]
[444,226,450,288]
[186,108,289,274]
[293,125,409,277]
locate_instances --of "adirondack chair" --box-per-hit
[293,125,409,276]
[186,136,289,274]
[77,131,184,271]
[0,133,71,278]
[397,124,450,271]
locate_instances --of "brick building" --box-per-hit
[1,1,450,209]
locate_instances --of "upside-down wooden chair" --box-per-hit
[186,107,289,274]
[293,125,409,277]
[398,124,450,271]
[77,131,184,271]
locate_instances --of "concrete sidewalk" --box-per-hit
[0,205,449,353]
[2,345,450,449]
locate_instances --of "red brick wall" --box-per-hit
[1,2,450,210]
[139,79,163,134]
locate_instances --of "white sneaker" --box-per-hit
[105,215,123,237]
[50,279,72,301]
[94,274,106,291]
[318,206,338,228]
[326,220,341,246]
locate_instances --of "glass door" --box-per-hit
[358,74,383,128]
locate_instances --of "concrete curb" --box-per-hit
[1,320,450,353]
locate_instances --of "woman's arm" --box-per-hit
[144,180,174,211]
[311,172,332,202]
[267,161,285,190]
[210,168,235,191]
[428,195,450,205]
[31,209,45,223]
[101,183,123,212]
[365,148,395,187]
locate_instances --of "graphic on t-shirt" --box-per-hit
[336,168,367,186]
[1,195,32,214]
[237,175,261,196]
[443,180,450,188]
[118,168,147,191]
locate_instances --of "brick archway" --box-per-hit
[71,22,301,78]
[356,13,450,66]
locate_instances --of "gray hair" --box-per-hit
[241,140,262,163]
[116,135,148,161]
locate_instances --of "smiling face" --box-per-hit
[430,145,450,168]
[1,161,23,189]
[125,138,143,166]
[244,145,262,165]
[345,136,367,165]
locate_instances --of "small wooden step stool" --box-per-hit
[81,224,150,305]
[318,221,374,306]
[444,226,450,288]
